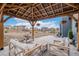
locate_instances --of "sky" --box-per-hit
[4,15,63,29]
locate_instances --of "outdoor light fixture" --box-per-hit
[61,20,67,25]
[36,23,40,26]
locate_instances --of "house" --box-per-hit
[60,16,72,37]
[16,26,26,32]
[72,14,78,42]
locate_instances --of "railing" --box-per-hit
[9,39,69,56]
[9,42,48,56]
[15,44,42,56]
[23,44,42,56]
[9,42,25,56]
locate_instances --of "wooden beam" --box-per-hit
[36,9,78,21]
[33,3,57,13]
[49,3,55,16]
[16,9,20,16]
[33,6,70,17]
[0,4,6,12]
[34,7,42,17]
[65,3,78,9]
[0,10,3,22]
[32,6,33,20]
[34,14,39,20]
[6,6,78,22]
[61,3,63,13]
[32,24,34,41]
[58,9,78,16]
[4,13,31,21]
[29,21,37,41]
[5,4,32,11]
[3,16,12,23]
[40,3,48,17]
[22,8,31,17]
[27,6,34,20]
[0,4,6,22]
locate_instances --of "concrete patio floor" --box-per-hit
[0,35,79,56]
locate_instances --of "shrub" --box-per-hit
[68,29,73,39]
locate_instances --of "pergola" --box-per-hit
[0,3,79,50]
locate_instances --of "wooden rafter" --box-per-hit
[40,3,48,17]
[32,6,33,20]
[0,4,7,22]
[1,3,79,21]
[4,13,31,21]
[0,4,6,12]
[61,3,63,13]
[34,7,42,17]
[0,11,3,22]
[34,14,39,20]
[22,7,31,17]
[16,9,20,15]
[36,9,78,21]
[56,9,78,16]
[5,4,32,11]
[32,5,70,18]
[49,3,55,16]
[33,4,40,8]
[3,16,12,23]
[65,3,78,9]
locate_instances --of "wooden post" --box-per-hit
[32,24,34,41]
[77,13,79,51]
[0,22,4,50]
[29,21,36,41]
[0,4,6,50]
[0,10,4,50]
[31,21,36,41]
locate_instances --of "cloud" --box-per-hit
[10,18,60,29]
[35,21,60,29]
[14,18,29,23]
[14,18,31,27]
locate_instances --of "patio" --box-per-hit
[0,3,79,56]
[0,35,79,56]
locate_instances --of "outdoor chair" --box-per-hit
[48,44,68,56]
[48,39,69,56]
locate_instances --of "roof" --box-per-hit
[0,3,79,21]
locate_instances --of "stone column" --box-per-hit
[77,13,79,51]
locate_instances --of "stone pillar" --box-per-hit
[77,13,79,51]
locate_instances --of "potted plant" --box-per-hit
[68,29,73,44]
